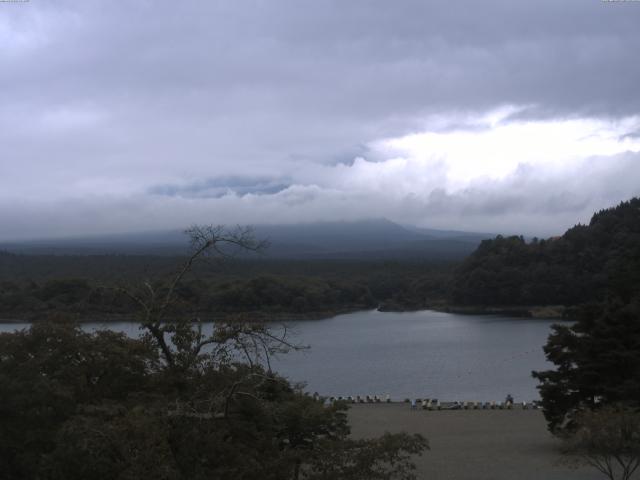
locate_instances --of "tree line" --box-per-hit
[452,198,640,307]
[524,200,640,478]
[0,259,452,320]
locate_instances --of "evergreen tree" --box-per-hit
[452,197,640,308]
[533,296,640,432]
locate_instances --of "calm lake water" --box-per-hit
[0,309,564,402]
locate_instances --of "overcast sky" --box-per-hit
[2,0,640,240]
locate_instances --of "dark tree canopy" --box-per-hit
[452,198,640,307]
[0,225,428,480]
[0,321,428,480]
[532,296,640,433]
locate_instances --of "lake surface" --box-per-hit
[0,309,564,402]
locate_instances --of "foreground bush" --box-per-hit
[0,321,427,480]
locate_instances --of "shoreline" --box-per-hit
[0,306,368,324]
[0,303,569,324]
[427,303,567,319]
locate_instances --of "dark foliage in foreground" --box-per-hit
[452,198,640,307]
[0,225,427,480]
[0,321,427,480]
[533,296,640,433]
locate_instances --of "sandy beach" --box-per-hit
[348,403,602,480]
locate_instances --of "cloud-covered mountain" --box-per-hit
[2,2,639,239]
[0,219,489,260]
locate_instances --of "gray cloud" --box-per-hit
[1,1,640,239]
[149,176,291,198]
[2,152,638,241]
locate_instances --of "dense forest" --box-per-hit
[528,201,640,440]
[452,198,640,308]
[0,256,451,321]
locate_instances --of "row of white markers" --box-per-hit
[314,394,542,410]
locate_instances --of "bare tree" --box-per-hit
[108,224,313,422]
[112,225,298,371]
[563,405,640,480]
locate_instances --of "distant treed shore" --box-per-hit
[0,257,452,322]
[450,198,640,308]
[1,198,638,322]
[431,304,566,319]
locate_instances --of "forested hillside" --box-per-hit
[452,198,640,307]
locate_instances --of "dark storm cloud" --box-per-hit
[1,0,639,239]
